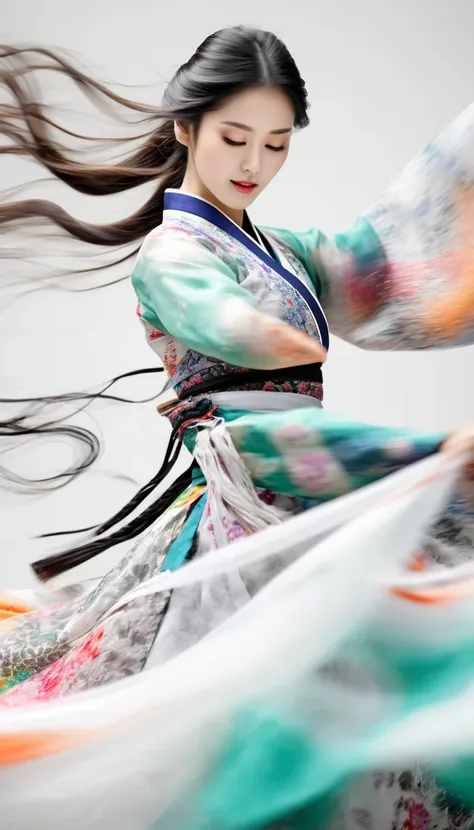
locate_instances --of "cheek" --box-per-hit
[195,137,229,177]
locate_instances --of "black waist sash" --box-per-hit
[179,362,323,400]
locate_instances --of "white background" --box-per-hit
[1,0,473,587]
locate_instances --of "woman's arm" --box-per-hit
[131,230,326,370]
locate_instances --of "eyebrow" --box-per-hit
[221,120,292,135]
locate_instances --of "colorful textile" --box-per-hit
[2,104,474,830]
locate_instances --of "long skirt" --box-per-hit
[1,391,474,830]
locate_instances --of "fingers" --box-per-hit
[221,302,327,369]
[442,425,474,458]
[264,320,327,367]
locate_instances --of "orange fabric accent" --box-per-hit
[0,592,35,619]
[0,731,87,765]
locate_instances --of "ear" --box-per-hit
[174,121,190,148]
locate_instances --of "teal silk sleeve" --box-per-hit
[226,407,445,500]
[131,231,260,367]
[265,103,474,352]
[263,219,389,349]
[131,230,327,371]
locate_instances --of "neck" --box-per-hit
[179,175,244,227]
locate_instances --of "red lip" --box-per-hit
[231,180,257,194]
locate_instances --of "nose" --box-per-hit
[241,143,261,178]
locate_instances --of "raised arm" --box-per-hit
[265,103,474,352]
[131,231,327,370]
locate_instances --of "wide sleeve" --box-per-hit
[227,406,446,501]
[131,230,326,371]
[265,104,474,351]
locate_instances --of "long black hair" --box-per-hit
[0,25,311,577]
[0,26,309,259]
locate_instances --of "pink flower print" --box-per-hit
[0,628,105,706]
[271,421,316,451]
[403,798,431,830]
[149,327,165,340]
[287,449,347,494]
[222,517,247,541]
[164,341,179,374]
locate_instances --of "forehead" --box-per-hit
[207,87,294,130]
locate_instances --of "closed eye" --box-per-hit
[223,137,245,147]
[223,137,286,152]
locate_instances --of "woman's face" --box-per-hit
[176,86,294,222]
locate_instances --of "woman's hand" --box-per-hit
[442,423,474,478]
[220,299,327,369]
[263,318,327,368]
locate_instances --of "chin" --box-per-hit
[224,190,258,209]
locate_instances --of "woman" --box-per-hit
[2,25,474,829]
